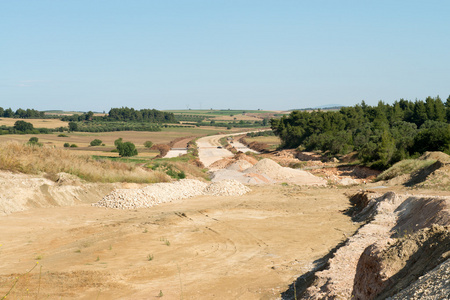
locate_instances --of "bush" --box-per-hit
[27,137,42,147]
[70,144,78,147]
[90,139,102,146]
[144,141,153,148]
[68,122,78,132]
[114,138,123,147]
[14,120,34,132]
[58,134,68,137]
[63,143,70,148]
[117,141,138,157]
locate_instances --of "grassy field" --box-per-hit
[0,126,251,158]
[0,118,68,129]
[244,135,281,150]
[0,141,169,183]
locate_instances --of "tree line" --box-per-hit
[61,108,176,123]
[270,96,450,169]
[0,107,45,118]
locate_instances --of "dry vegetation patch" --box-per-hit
[0,141,168,183]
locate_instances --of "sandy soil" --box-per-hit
[0,185,358,299]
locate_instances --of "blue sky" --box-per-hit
[1,1,449,112]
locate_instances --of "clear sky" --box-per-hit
[1,1,449,112]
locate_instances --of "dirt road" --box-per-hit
[197,132,257,167]
[0,185,358,299]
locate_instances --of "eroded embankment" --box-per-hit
[289,191,450,299]
[0,171,117,215]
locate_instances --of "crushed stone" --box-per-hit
[93,179,251,210]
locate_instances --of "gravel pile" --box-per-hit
[204,179,251,196]
[93,179,251,210]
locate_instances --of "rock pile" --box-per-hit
[204,179,251,196]
[93,179,251,210]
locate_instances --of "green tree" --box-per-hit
[114,137,123,147]
[90,139,102,146]
[377,130,396,168]
[117,141,138,157]
[144,141,153,148]
[14,120,34,132]
[28,137,39,143]
[68,122,78,132]
[63,142,70,147]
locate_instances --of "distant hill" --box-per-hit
[291,104,345,111]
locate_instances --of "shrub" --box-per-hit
[70,144,78,147]
[90,139,102,146]
[117,141,138,157]
[144,141,153,148]
[114,137,123,147]
[58,134,68,137]
[27,137,42,147]
[151,144,170,157]
[63,142,70,148]
[14,120,34,132]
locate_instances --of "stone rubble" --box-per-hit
[93,179,251,209]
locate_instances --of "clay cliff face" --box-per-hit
[353,225,450,300]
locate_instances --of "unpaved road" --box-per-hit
[0,185,358,299]
[197,132,257,167]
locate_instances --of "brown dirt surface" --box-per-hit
[169,137,194,148]
[209,153,258,170]
[310,166,380,185]
[0,180,358,299]
[0,118,68,129]
[419,151,450,162]
[297,189,450,300]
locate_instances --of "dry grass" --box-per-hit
[0,118,68,129]
[0,141,170,183]
[376,159,437,181]
[243,136,280,151]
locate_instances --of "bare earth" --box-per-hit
[0,183,358,299]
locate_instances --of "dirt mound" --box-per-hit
[414,162,450,190]
[208,157,234,169]
[226,160,254,171]
[0,171,116,215]
[353,225,450,300]
[419,151,450,162]
[208,153,258,170]
[243,158,326,186]
[210,169,274,184]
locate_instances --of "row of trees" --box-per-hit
[61,108,176,126]
[271,96,450,169]
[0,120,51,135]
[107,107,176,123]
[0,107,45,119]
